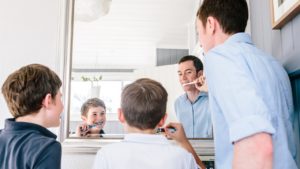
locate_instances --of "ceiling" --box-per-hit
[72,0,196,69]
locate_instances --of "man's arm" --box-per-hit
[233,132,273,169]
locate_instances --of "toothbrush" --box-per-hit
[182,81,197,86]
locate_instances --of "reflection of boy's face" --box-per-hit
[82,106,106,125]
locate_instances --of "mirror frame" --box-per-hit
[59,0,215,156]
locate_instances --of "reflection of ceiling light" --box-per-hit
[75,0,112,22]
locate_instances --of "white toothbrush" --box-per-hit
[182,81,197,86]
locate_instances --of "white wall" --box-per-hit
[0,1,90,169]
[0,0,64,127]
[62,153,95,169]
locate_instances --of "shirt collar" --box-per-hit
[225,33,253,45]
[199,91,208,97]
[123,133,170,145]
[3,118,57,139]
[184,91,208,102]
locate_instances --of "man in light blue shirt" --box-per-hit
[175,55,212,138]
[195,0,298,168]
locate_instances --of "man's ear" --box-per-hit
[118,108,125,123]
[206,16,217,35]
[158,113,168,127]
[42,93,52,108]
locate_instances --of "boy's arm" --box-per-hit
[178,138,206,169]
[165,123,206,169]
[233,132,273,169]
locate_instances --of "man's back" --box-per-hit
[205,33,297,169]
[93,134,198,169]
[0,119,61,169]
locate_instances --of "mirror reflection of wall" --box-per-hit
[69,0,212,139]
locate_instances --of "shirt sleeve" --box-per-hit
[92,149,109,169]
[205,51,275,143]
[34,141,62,169]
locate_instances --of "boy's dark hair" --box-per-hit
[81,98,106,117]
[121,78,168,130]
[178,55,203,73]
[197,0,248,34]
[1,64,62,118]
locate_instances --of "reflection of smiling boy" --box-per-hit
[76,98,106,137]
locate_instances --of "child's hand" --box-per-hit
[164,122,188,144]
[76,123,90,137]
[76,121,105,137]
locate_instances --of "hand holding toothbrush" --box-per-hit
[182,75,208,92]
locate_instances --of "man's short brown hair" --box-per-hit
[81,98,106,117]
[179,55,203,73]
[197,0,248,34]
[121,78,168,130]
[1,64,62,118]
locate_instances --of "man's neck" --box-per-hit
[214,31,233,47]
[186,90,200,103]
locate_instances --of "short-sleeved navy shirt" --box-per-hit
[0,118,61,169]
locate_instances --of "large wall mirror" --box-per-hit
[61,0,214,153]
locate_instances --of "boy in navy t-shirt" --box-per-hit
[0,64,63,169]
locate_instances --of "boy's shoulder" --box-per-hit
[94,138,197,169]
[2,119,59,149]
[0,130,61,169]
[0,122,61,163]
[99,137,190,156]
